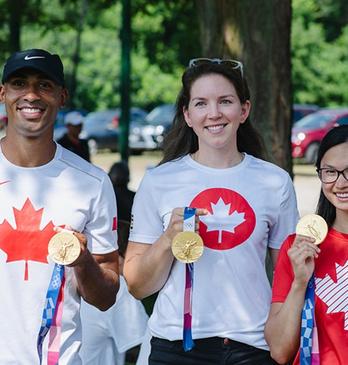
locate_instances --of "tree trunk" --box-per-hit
[196,0,293,175]
[7,0,23,52]
[195,0,225,56]
[69,0,88,108]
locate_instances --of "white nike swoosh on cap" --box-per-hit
[24,55,46,60]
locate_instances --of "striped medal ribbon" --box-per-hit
[300,274,320,365]
[37,263,65,365]
[182,207,196,352]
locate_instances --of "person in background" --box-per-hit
[124,58,299,365]
[80,219,149,365]
[265,125,348,365]
[0,48,119,364]
[58,110,90,161]
[109,161,135,222]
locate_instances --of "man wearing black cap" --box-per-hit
[0,49,119,364]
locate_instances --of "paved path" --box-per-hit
[294,174,320,216]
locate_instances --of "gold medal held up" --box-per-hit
[48,231,81,265]
[296,214,328,245]
[172,231,204,263]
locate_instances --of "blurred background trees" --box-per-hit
[1,0,348,169]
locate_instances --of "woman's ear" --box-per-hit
[183,106,192,127]
[0,85,5,103]
[240,100,251,124]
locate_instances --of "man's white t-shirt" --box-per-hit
[129,154,299,350]
[0,144,117,364]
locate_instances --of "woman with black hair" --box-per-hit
[265,125,348,365]
[124,58,299,365]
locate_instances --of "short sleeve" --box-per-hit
[268,174,299,249]
[84,174,118,254]
[272,234,295,303]
[129,171,164,244]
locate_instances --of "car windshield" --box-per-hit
[295,113,332,130]
[145,105,175,125]
[84,110,118,126]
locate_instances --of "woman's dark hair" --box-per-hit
[316,125,348,227]
[160,61,266,164]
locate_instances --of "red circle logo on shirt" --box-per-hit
[190,188,256,250]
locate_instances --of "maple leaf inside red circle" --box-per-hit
[190,188,256,250]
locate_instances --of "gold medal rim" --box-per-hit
[48,231,81,265]
[295,213,328,245]
[171,231,204,263]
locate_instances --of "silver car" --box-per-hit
[129,104,175,154]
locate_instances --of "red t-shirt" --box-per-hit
[272,228,348,365]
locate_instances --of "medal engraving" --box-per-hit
[296,214,328,245]
[48,232,81,265]
[172,231,204,263]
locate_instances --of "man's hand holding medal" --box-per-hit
[48,226,88,266]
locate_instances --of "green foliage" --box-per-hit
[7,0,189,112]
[2,0,348,111]
[132,0,200,71]
[292,0,348,107]
[15,1,184,111]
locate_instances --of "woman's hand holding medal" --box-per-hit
[164,208,207,242]
[164,207,208,263]
[288,214,327,285]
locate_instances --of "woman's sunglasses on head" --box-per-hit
[188,58,244,77]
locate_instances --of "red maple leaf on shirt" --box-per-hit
[0,199,56,280]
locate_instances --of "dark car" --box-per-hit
[292,108,348,163]
[129,104,175,153]
[293,104,320,124]
[81,108,148,154]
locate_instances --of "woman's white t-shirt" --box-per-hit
[129,154,299,350]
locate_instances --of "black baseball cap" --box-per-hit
[2,49,65,86]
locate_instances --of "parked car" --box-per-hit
[53,109,69,141]
[81,107,148,154]
[292,108,348,163]
[292,104,320,124]
[0,104,7,139]
[0,103,6,120]
[129,104,175,153]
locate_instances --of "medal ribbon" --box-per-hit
[37,263,65,365]
[300,274,320,365]
[183,207,196,352]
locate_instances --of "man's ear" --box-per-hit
[60,88,69,107]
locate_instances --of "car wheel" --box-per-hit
[304,142,319,164]
[88,139,98,155]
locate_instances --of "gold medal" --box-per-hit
[296,214,328,245]
[172,231,204,263]
[48,231,81,265]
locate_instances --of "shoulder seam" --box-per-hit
[58,157,103,183]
